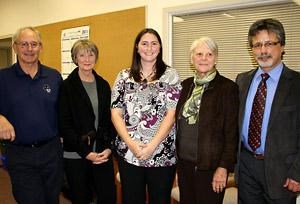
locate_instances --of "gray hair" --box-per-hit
[12,26,42,43]
[190,37,218,58]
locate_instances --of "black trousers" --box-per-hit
[6,137,63,204]
[64,156,116,204]
[238,149,296,204]
[118,158,176,204]
[177,159,225,204]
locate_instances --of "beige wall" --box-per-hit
[1,0,296,65]
[1,0,298,38]
[0,0,212,37]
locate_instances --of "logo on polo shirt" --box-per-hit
[43,84,52,94]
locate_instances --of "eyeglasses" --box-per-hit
[252,41,280,50]
[15,41,41,49]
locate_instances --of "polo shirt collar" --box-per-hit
[14,61,47,79]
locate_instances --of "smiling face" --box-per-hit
[191,43,217,77]
[137,33,161,65]
[13,28,42,66]
[76,49,96,72]
[251,30,284,72]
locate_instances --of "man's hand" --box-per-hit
[0,115,15,141]
[284,178,300,192]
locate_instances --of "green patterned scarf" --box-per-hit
[182,70,217,124]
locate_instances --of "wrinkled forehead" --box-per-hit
[18,29,40,42]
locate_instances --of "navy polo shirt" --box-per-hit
[0,62,62,145]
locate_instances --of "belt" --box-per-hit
[12,137,55,148]
[242,147,264,160]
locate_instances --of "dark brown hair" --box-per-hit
[129,28,168,82]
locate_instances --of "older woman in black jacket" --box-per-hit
[175,37,239,204]
[58,39,116,204]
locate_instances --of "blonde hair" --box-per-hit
[71,39,99,65]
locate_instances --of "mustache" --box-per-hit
[257,54,272,59]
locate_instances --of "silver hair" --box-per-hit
[190,37,218,57]
[12,27,42,43]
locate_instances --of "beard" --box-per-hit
[256,54,273,68]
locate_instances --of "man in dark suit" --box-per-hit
[236,18,300,203]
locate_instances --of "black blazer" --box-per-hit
[236,64,300,198]
[58,68,116,158]
[176,72,239,172]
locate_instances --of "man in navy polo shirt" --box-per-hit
[0,27,63,204]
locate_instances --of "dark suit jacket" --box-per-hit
[58,68,116,158]
[236,64,300,198]
[176,72,239,171]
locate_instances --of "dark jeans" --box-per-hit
[177,159,225,204]
[118,158,176,204]
[238,149,296,204]
[64,156,116,204]
[6,137,63,204]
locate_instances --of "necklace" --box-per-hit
[140,69,156,82]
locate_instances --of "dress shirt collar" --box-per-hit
[254,62,283,83]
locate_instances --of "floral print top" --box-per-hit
[111,67,181,167]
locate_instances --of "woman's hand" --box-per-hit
[127,140,144,158]
[137,142,156,161]
[85,148,112,164]
[94,148,112,164]
[212,167,227,193]
[85,152,99,163]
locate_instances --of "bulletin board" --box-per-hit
[36,7,145,85]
